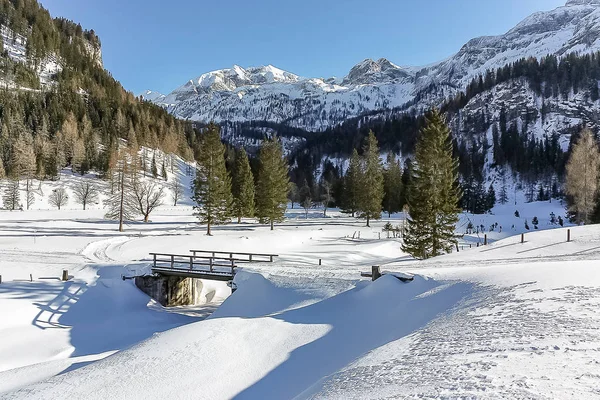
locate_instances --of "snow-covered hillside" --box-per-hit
[143,0,600,131]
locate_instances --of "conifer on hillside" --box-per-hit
[255,135,289,230]
[104,148,138,231]
[3,178,20,210]
[232,148,255,223]
[383,152,403,218]
[192,123,232,235]
[357,131,384,227]
[341,149,362,217]
[402,109,461,259]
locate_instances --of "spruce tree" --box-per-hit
[402,109,461,259]
[486,184,496,211]
[232,148,255,223]
[161,159,167,180]
[357,131,384,227]
[341,149,362,217]
[151,153,158,178]
[192,124,232,235]
[383,152,403,218]
[255,135,290,230]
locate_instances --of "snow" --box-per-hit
[1,154,599,398]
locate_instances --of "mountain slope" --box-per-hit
[145,0,600,131]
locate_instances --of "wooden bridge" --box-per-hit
[149,250,278,281]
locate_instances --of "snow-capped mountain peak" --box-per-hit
[147,0,600,131]
[565,0,600,6]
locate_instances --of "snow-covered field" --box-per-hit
[0,172,598,399]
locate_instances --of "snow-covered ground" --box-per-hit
[0,164,597,399]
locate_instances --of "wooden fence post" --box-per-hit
[456,243,459,252]
[62,270,68,281]
[319,259,322,265]
[170,255,174,269]
[567,229,571,242]
[30,274,32,282]
[209,258,213,272]
[153,254,157,268]
[484,234,487,246]
[189,256,193,270]
[521,233,525,244]
[372,266,381,281]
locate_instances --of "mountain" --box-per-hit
[0,0,194,180]
[145,0,600,131]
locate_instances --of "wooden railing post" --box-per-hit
[521,233,525,244]
[567,229,571,242]
[189,256,193,270]
[153,254,157,268]
[170,255,174,269]
[249,254,253,262]
[372,266,381,281]
[62,270,69,281]
[209,257,213,272]
[484,234,487,246]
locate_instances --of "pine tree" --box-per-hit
[486,184,496,211]
[255,135,290,230]
[3,179,20,210]
[357,131,384,227]
[341,149,362,217]
[566,128,600,224]
[192,124,232,235]
[151,153,158,178]
[105,148,138,231]
[161,158,167,180]
[402,109,461,259]
[232,148,255,223]
[383,152,403,218]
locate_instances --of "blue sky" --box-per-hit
[39,0,565,95]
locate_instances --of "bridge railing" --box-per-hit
[149,252,236,275]
[189,250,278,263]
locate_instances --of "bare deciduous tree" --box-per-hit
[73,181,100,210]
[566,128,600,224]
[49,188,69,210]
[170,177,183,206]
[131,180,164,222]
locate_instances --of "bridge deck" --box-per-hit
[151,267,234,281]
